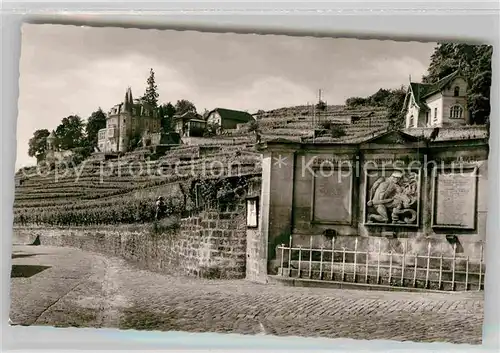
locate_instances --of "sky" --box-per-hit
[16,24,436,169]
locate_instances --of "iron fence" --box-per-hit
[277,236,484,292]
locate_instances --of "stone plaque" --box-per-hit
[364,168,421,227]
[312,170,352,224]
[246,197,259,228]
[433,169,477,229]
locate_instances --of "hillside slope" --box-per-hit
[13,104,389,225]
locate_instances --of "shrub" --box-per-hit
[331,125,347,138]
[151,216,180,236]
[316,100,327,111]
[320,121,333,130]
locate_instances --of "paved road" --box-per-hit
[9,245,484,344]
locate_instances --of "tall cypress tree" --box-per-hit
[142,68,159,107]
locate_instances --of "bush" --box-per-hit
[151,216,180,236]
[317,122,346,138]
[320,121,333,130]
[13,194,185,226]
[331,125,347,138]
[316,100,327,111]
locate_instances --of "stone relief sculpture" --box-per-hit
[366,170,419,225]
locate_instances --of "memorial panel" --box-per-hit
[364,168,421,227]
[312,169,352,224]
[433,168,477,229]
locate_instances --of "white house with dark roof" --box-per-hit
[402,70,470,129]
[206,108,255,131]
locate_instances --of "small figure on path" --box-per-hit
[155,196,166,220]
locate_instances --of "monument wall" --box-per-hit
[262,132,489,273]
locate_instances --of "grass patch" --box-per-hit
[150,216,180,238]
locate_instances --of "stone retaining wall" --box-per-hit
[12,202,247,279]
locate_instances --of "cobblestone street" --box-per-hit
[9,245,484,344]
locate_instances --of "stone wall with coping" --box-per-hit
[12,200,248,279]
[261,132,489,275]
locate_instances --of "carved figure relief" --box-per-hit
[365,169,420,226]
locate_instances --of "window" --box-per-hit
[426,111,430,125]
[409,115,414,127]
[450,105,463,119]
[433,108,438,123]
[453,86,460,97]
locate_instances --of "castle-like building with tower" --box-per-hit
[97,87,163,153]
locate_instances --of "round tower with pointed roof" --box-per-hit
[46,130,56,151]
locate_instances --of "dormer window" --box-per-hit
[450,105,463,119]
[453,86,460,97]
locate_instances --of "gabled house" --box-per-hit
[206,108,255,131]
[402,70,470,128]
[172,111,206,137]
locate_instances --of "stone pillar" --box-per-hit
[260,145,297,274]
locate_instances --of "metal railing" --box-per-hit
[277,236,484,292]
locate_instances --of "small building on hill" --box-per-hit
[172,111,206,137]
[206,108,255,131]
[98,87,162,153]
[402,70,470,129]
[44,130,74,164]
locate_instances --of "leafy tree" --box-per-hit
[201,108,210,119]
[175,99,197,115]
[316,100,327,111]
[386,87,407,130]
[127,130,143,151]
[158,102,176,133]
[247,119,261,143]
[85,107,107,148]
[344,86,407,129]
[142,68,159,108]
[345,97,367,108]
[70,146,93,165]
[422,43,492,124]
[28,129,50,163]
[55,115,85,150]
[203,122,219,137]
[368,89,392,106]
[330,125,347,138]
[346,89,395,109]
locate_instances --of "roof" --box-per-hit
[209,108,254,123]
[407,70,462,111]
[264,126,488,146]
[47,131,56,140]
[173,111,202,120]
[402,126,489,142]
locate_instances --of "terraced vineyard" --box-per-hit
[14,104,389,226]
[226,105,390,142]
[14,142,262,226]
